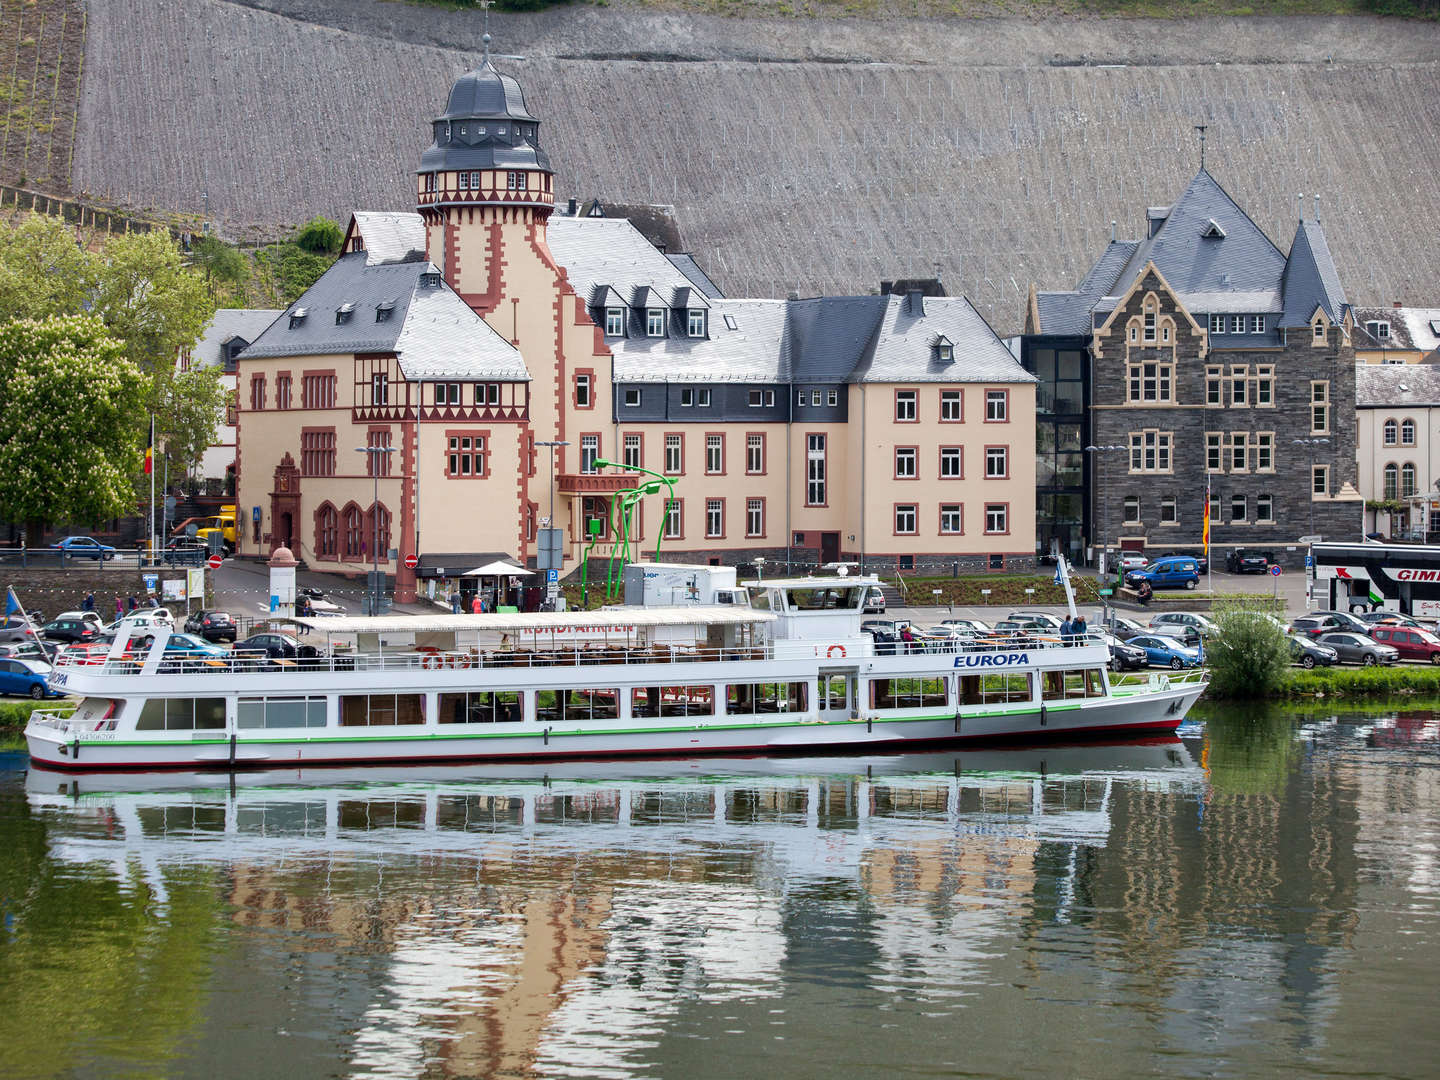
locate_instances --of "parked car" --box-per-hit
[40,617,98,645]
[1008,611,1066,631]
[1102,615,1149,642]
[1119,552,1149,571]
[155,632,229,671]
[1289,634,1339,669]
[939,617,994,637]
[233,632,303,663]
[1290,612,1373,639]
[1225,549,1275,574]
[1148,611,1220,644]
[1359,611,1431,630]
[861,586,886,614]
[49,536,117,560]
[1158,552,1209,575]
[53,611,105,630]
[0,640,47,661]
[184,609,238,643]
[913,625,971,651]
[1370,625,1440,664]
[0,657,61,699]
[0,613,40,643]
[1125,556,1201,591]
[1314,631,1399,666]
[1126,634,1202,670]
[1102,632,1148,672]
[113,608,175,633]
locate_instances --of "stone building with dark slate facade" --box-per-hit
[1024,168,1361,567]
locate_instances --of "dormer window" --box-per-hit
[1251,315,1266,334]
[335,302,355,325]
[687,310,705,338]
[288,307,307,329]
[1314,321,1326,341]
[477,125,486,136]
[459,125,466,135]
[646,308,665,337]
[376,301,394,324]
[605,308,624,336]
[419,272,441,289]
[1201,219,1226,239]
[1367,320,1391,340]
[498,126,507,135]
[934,335,954,362]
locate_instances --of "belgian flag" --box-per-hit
[143,415,153,475]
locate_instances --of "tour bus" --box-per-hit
[1310,542,1440,617]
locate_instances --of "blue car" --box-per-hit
[0,657,62,699]
[1125,556,1201,591]
[1127,634,1202,670]
[50,536,117,560]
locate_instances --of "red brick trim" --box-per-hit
[443,428,492,478]
[572,367,596,410]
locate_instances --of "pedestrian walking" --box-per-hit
[114,595,123,620]
[1059,615,1073,644]
[82,592,95,612]
[471,594,483,614]
[451,591,462,614]
[127,596,137,612]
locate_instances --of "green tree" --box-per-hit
[1205,603,1292,698]
[91,229,215,376]
[0,215,93,321]
[292,215,344,255]
[252,242,332,306]
[154,363,228,483]
[0,316,147,531]
[190,234,251,301]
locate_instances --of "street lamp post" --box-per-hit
[1292,437,1331,540]
[1084,444,1124,623]
[354,445,396,616]
[535,440,569,609]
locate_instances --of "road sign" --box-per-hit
[1269,563,1282,577]
[1098,588,1114,596]
[206,553,223,570]
[1305,555,1314,569]
[546,568,558,584]
[403,553,419,570]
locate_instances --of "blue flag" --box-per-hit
[5,586,22,617]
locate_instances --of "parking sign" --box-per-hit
[546,568,558,584]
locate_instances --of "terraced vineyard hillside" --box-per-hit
[72,0,1440,331]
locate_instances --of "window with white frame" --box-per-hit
[1250,315,1266,334]
[1143,299,1157,341]
[1311,382,1330,433]
[807,390,818,407]
[447,434,486,477]
[1129,430,1172,473]
[985,504,1008,534]
[1313,464,1330,496]
[1230,432,1248,472]
[507,171,525,191]
[895,447,917,478]
[749,389,764,407]
[1123,496,1141,524]
[698,389,711,407]
[474,382,500,406]
[1403,462,1418,497]
[605,308,624,336]
[1384,418,1398,446]
[827,389,838,407]
[1256,494,1274,522]
[622,433,641,469]
[986,389,1009,421]
[1230,315,1245,334]
[663,499,681,538]
[1386,463,1401,500]
[664,433,682,474]
[687,310,705,338]
[1402,419,1416,446]
[895,504,917,534]
[619,388,638,408]
[746,433,764,474]
[1314,321,1326,342]
[796,390,806,407]
[434,382,461,406]
[646,309,665,337]
[806,434,826,506]
[1230,366,1248,407]
[940,504,962,534]
[706,499,724,538]
[705,434,723,474]
[1160,497,1177,524]
[1231,494,1247,522]
[940,446,962,479]
[1209,313,1225,334]
[895,390,917,422]
[371,372,389,406]
[575,373,592,408]
[940,389,962,421]
[1256,365,1274,406]
[1128,361,1173,403]
[762,390,773,407]
[985,446,1008,478]
[746,498,764,537]
[580,434,599,474]
[680,388,694,408]
[1206,366,1223,406]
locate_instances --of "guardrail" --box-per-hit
[0,545,217,569]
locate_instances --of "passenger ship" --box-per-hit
[24,577,1207,773]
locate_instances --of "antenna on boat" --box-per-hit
[1054,557,1079,621]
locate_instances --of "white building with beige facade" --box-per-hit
[233,58,1035,604]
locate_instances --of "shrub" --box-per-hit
[292,216,344,256]
[0,700,73,737]
[1205,602,1291,698]
[1282,666,1440,697]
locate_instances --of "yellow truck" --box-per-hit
[192,505,237,553]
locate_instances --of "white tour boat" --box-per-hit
[24,576,1207,773]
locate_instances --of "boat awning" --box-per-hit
[461,560,533,576]
[284,606,776,635]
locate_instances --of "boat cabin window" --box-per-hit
[440,690,521,724]
[785,587,862,611]
[631,685,714,718]
[341,693,424,726]
[726,681,808,714]
[238,696,327,729]
[536,688,619,723]
[958,673,1032,706]
[136,697,225,731]
[870,677,948,709]
[824,675,847,710]
[748,590,773,611]
[1041,669,1107,701]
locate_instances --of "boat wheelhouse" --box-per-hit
[25,577,1207,772]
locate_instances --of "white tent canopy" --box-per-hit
[461,561,533,576]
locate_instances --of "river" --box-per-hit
[1,703,1437,1079]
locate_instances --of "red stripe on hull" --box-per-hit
[28,715,1186,774]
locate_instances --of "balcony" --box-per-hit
[557,471,643,493]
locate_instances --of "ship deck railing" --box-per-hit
[46,631,1115,680]
[1108,668,1210,696]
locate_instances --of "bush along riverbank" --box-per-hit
[0,700,71,742]
[1279,665,1440,698]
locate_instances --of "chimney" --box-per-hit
[880,280,893,296]
[567,197,577,216]
[1395,300,1403,309]
[1110,220,1117,243]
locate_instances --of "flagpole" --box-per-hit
[148,413,155,567]
[1206,471,1212,594]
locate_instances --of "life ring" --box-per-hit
[453,653,473,670]
[826,644,847,659]
[422,654,443,670]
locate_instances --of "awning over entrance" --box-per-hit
[414,552,525,579]
[461,560,533,577]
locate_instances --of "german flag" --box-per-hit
[143,416,153,475]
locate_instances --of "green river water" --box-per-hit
[1,702,1437,1079]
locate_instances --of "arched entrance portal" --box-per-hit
[270,453,301,555]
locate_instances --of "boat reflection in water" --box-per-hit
[26,741,1202,1079]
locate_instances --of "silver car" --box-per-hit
[1315,632,1400,666]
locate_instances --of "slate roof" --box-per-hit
[664,253,724,299]
[1034,241,1137,336]
[547,217,702,308]
[1356,364,1440,407]
[242,250,527,381]
[612,299,789,383]
[1352,306,1440,352]
[857,294,1032,384]
[782,296,890,383]
[349,212,427,266]
[1280,218,1347,328]
[189,309,282,368]
[418,60,551,174]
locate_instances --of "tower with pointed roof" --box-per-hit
[1024,166,1359,564]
